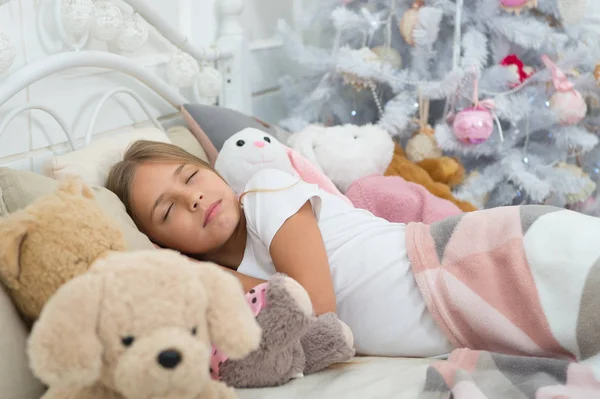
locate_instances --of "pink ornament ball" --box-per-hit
[500,0,530,6]
[549,90,588,125]
[452,106,494,144]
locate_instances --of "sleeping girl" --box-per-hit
[106,140,600,370]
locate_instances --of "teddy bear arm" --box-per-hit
[258,275,314,351]
[301,312,355,375]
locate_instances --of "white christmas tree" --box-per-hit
[276,0,600,212]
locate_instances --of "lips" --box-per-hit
[203,200,222,227]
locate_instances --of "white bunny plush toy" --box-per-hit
[215,128,351,204]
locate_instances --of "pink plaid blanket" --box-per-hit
[406,205,600,397]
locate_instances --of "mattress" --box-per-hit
[237,356,435,399]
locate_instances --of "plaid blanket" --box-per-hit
[406,205,600,397]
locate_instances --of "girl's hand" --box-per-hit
[269,201,336,315]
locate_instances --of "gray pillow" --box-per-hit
[180,104,292,164]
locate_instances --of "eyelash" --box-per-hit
[163,170,198,221]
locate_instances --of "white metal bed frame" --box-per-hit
[0,0,251,168]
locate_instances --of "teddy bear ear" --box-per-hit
[27,272,103,389]
[0,212,36,288]
[194,262,262,360]
[58,176,95,199]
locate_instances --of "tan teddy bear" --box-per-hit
[27,249,262,399]
[0,178,127,323]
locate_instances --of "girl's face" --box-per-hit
[129,162,241,255]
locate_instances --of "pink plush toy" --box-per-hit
[346,174,463,224]
[214,128,352,204]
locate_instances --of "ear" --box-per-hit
[58,177,95,199]
[286,146,352,202]
[27,272,103,390]
[195,262,261,360]
[287,125,323,168]
[0,213,36,288]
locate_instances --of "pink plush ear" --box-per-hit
[285,146,352,205]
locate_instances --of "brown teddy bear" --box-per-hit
[215,274,355,388]
[385,143,478,212]
[0,178,127,323]
[27,249,262,399]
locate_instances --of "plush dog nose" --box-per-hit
[253,141,265,148]
[157,349,182,369]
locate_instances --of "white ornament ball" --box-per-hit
[557,0,587,24]
[197,66,222,98]
[61,0,95,36]
[166,52,199,88]
[0,32,16,75]
[370,46,402,69]
[114,14,148,53]
[91,1,124,41]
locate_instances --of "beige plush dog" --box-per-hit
[0,178,126,323]
[27,249,262,399]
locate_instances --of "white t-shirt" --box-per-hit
[238,169,453,357]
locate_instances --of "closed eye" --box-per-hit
[186,170,198,184]
[163,203,173,221]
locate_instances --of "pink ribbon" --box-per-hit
[541,54,574,92]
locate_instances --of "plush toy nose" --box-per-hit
[157,349,182,369]
[253,141,265,148]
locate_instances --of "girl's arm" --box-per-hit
[269,201,336,315]
[216,265,266,293]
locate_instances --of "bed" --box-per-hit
[0,1,434,398]
[2,2,599,399]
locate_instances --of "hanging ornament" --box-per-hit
[370,46,402,69]
[196,64,222,98]
[541,55,587,125]
[61,0,95,36]
[500,0,537,15]
[399,0,424,46]
[594,63,600,85]
[555,162,596,205]
[90,1,124,41]
[0,32,16,75]
[451,71,502,145]
[114,13,149,53]
[406,93,442,162]
[557,0,588,25]
[338,47,381,91]
[166,51,199,88]
[500,54,534,88]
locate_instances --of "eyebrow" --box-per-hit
[150,164,186,220]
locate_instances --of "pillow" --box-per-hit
[166,125,209,162]
[0,167,155,252]
[180,104,292,165]
[43,126,172,187]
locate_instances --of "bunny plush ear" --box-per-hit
[287,124,326,169]
[194,262,261,360]
[27,272,104,390]
[57,176,95,199]
[285,146,352,204]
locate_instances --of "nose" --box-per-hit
[188,191,204,211]
[157,349,182,369]
[254,141,265,148]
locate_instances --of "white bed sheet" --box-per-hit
[237,356,436,399]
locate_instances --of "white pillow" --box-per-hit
[43,127,171,187]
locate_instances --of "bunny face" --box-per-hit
[28,250,262,399]
[289,124,394,193]
[215,128,296,194]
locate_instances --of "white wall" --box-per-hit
[0,0,298,170]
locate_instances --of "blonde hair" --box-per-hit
[105,140,218,226]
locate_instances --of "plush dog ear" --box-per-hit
[0,212,36,289]
[27,272,103,390]
[58,176,95,199]
[195,262,262,360]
